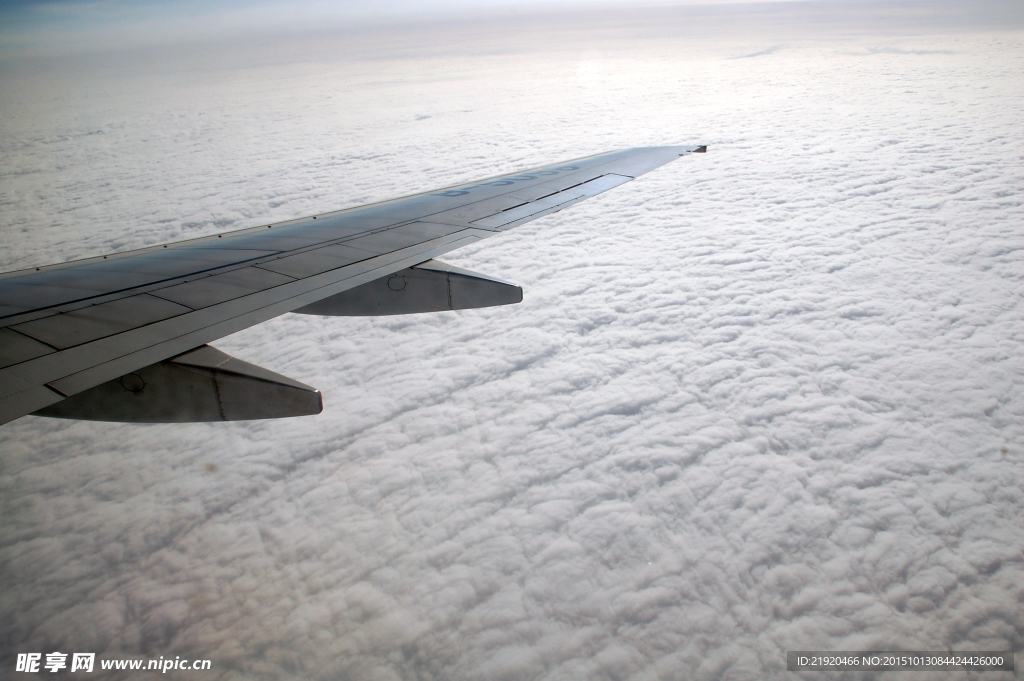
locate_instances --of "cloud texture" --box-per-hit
[1,2,1023,679]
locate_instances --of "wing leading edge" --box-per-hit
[0,145,706,425]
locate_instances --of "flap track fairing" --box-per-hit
[32,345,322,423]
[292,259,522,316]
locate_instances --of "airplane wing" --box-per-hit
[0,145,706,426]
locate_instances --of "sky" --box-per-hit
[0,0,791,59]
[2,0,1022,58]
[1,1,1023,679]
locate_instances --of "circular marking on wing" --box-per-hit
[387,276,407,291]
[120,373,146,394]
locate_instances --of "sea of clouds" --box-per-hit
[1,2,1022,679]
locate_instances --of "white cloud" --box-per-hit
[0,2,1022,679]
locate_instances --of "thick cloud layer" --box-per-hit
[1,3,1022,679]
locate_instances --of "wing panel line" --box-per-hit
[44,235,485,399]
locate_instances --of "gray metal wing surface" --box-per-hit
[0,145,705,426]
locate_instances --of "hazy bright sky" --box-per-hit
[2,0,1022,58]
[3,0,759,57]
